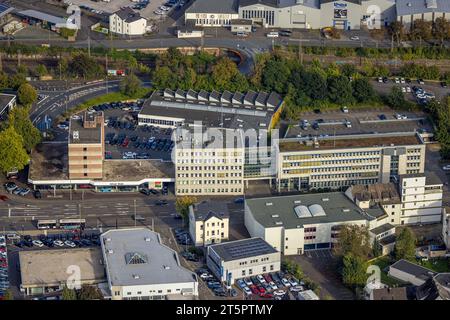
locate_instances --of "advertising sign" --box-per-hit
[334,8,348,19]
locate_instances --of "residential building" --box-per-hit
[274,133,425,192]
[388,259,437,286]
[396,0,450,29]
[109,7,147,35]
[443,207,450,250]
[189,201,229,246]
[0,93,16,117]
[245,192,388,255]
[206,238,281,283]
[101,228,198,300]
[19,248,105,296]
[416,273,450,300]
[346,172,443,226]
[68,111,104,179]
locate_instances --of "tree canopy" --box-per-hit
[394,227,416,261]
[0,126,29,174]
[17,83,38,106]
[119,73,142,97]
[8,107,42,151]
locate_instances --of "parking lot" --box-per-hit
[285,108,432,138]
[0,236,9,299]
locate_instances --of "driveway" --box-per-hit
[290,249,355,300]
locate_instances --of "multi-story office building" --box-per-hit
[68,111,104,180]
[101,228,198,300]
[274,133,425,192]
[207,238,281,283]
[174,128,245,195]
[109,7,147,36]
[189,201,229,246]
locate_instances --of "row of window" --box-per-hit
[283,151,382,161]
[177,188,242,194]
[139,117,180,126]
[177,180,243,185]
[241,264,275,276]
[177,159,243,164]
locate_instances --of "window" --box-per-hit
[83,147,87,151]
[262,266,266,272]
[270,265,274,271]
[242,270,246,276]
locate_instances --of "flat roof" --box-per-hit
[278,134,422,152]
[400,172,442,186]
[209,238,278,262]
[101,228,197,286]
[17,9,67,25]
[350,183,400,205]
[370,223,395,235]
[185,0,238,14]
[390,259,437,280]
[69,113,102,144]
[192,201,229,221]
[396,0,450,16]
[19,248,105,287]
[0,93,15,114]
[246,192,380,229]
[0,3,14,18]
[29,143,174,183]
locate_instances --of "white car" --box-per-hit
[395,114,402,120]
[394,78,400,84]
[350,36,359,41]
[345,120,352,128]
[288,278,298,287]
[244,278,253,286]
[154,10,164,15]
[266,32,279,38]
[32,240,44,247]
[400,77,405,84]
[257,274,266,284]
[378,77,383,83]
[290,285,304,292]
[401,87,406,93]
[281,278,291,287]
[269,281,278,290]
[274,289,285,296]
[342,106,349,113]
[64,240,76,248]
[160,6,170,11]
[199,273,212,280]
[243,286,252,295]
[442,165,450,171]
[53,240,64,247]
[401,115,408,119]
[406,86,411,93]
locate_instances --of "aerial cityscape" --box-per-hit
[0,0,449,307]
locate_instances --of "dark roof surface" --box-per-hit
[192,201,229,221]
[390,259,437,280]
[185,0,238,14]
[372,287,407,300]
[209,238,278,262]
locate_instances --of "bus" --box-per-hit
[58,219,86,230]
[37,219,58,230]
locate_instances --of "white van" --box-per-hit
[266,32,279,38]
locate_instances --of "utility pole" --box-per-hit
[105,54,108,94]
[78,203,82,238]
[88,29,91,57]
[134,199,137,228]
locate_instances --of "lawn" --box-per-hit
[417,258,450,273]
[368,256,408,287]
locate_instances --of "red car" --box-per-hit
[257,286,265,294]
[122,138,129,147]
[259,293,273,299]
[263,274,272,283]
[249,285,259,295]
[0,195,9,201]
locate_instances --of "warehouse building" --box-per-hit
[19,248,106,296]
[207,238,281,283]
[396,0,450,29]
[274,132,425,192]
[189,201,230,246]
[244,192,389,255]
[101,228,198,300]
[185,0,239,27]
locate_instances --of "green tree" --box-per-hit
[394,227,416,261]
[175,196,198,222]
[9,73,27,90]
[333,224,371,259]
[0,71,9,89]
[372,238,382,258]
[152,66,177,89]
[211,57,240,91]
[327,75,354,105]
[0,126,29,174]
[410,19,432,46]
[386,86,406,109]
[433,17,450,48]
[8,107,42,151]
[2,289,13,300]
[17,83,38,106]
[76,285,103,300]
[35,64,48,77]
[342,253,368,288]
[262,57,291,93]
[69,53,102,79]
[389,21,405,46]
[61,285,77,300]
[352,78,376,103]
[119,73,141,97]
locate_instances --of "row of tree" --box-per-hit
[389,17,450,47]
[334,225,417,290]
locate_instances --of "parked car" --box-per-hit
[257,274,266,284]
[281,278,291,287]
[32,240,44,247]
[53,240,64,247]
[64,240,76,248]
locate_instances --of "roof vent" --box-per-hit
[108,249,114,254]
[407,2,412,7]
[73,130,79,140]
[342,208,350,212]
[275,221,283,225]
[322,198,329,202]
[164,265,171,270]
[266,202,273,206]
[144,237,151,242]
[105,238,111,242]
[271,214,279,218]
[132,274,140,279]
[294,200,302,204]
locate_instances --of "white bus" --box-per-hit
[59,219,86,230]
[37,219,58,230]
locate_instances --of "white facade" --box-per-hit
[188,205,229,246]
[399,175,443,225]
[185,12,239,27]
[207,238,281,283]
[109,13,147,36]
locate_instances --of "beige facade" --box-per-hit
[188,204,229,247]
[275,134,425,192]
[68,112,104,180]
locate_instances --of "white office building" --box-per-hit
[101,228,198,300]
